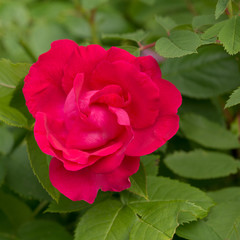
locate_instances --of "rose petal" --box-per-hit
[126,114,180,156]
[23,40,78,117]
[91,60,160,129]
[62,45,106,93]
[49,155,140,203]
[49,157,98,203]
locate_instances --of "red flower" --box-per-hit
[23,40,181,203]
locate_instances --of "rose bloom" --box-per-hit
[23,40,181,203]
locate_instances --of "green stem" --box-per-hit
[32,200,48,217]
[227,0,233,18]
[19,39,37,62]
[89,9,100,44]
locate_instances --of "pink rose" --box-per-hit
[23,40,181,203]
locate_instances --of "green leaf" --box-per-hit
[129,200,206,240]
[0,191,33,228]
[46,194,89,213]
[207,187,240,203]
[141,155,159,176]
[75,199,137,240]
[102,30,147,43]
[118,46,140,57]
[177,221,222,240]
[155,16,177,33]
[180,113,240,149]
[18,220,72,240]
[0,59,30,97]
[218,16,240,55]
[155,30,202,58]
[81,0,108,10]
[164,150,239,179]
[0,157,6,187]
[26,132,60,202]
[0,126,14,155]
[202,21,226,39]
[0,105,28,128]
[140,0,155,5]
[162,45,240,98]
[6,144,51,201]
[215,0,229,19]
[225,87,240,108]
[177,201,240,240]
[128,162,148,199]
[142,177,213,212]
[192,15,216,30]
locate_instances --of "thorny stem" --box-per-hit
[185,0,197,16]
[227,0,233,18]
[89,9,100,44]
[138,42,156,51]
[73,0,100,44]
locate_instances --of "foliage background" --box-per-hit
[0,0,240,239]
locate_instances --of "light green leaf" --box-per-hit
[46,194,89,213]
[155,16,177,33]
[0,105,28,128]
[6,144,51,201]
[177,221,222,240]
[128,162,148,199]
[0,59,30,97]
[81,0,108,10]
[129,200,206,240]
[141,155,159,176]
[26,132,60,202]
[162,45,240,98]
[0,191,33,228]
[225,87,240,108]
[164,150,239,179]
[18,220,72,240]
[218,16,240,55]
[75,199,137,240]
[177,201,240,240]
[118,46,140,57]
[102,30,147,43]
[0,126,14,155]
[180,113,240,149]
[143,177,213,212]
[192,15,216,30]
[202,21,226,39]
[155,30,202,58]
[207,187,240,204]
[215,0,229,19]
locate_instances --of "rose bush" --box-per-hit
[23,39,181,203]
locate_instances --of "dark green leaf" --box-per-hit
[155,16,177,33]
[207,187,240,203]
[180,113,240,149]
[26,132,60,202]
[164,150,239,179]
[192,15,216,30]
[0,191,32,228]
[18,220,72,240]
[128,162,148,199]
[81,0,108,10]
[6,144,51,201]
[162,45,240,98]
[0,126,14,155]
